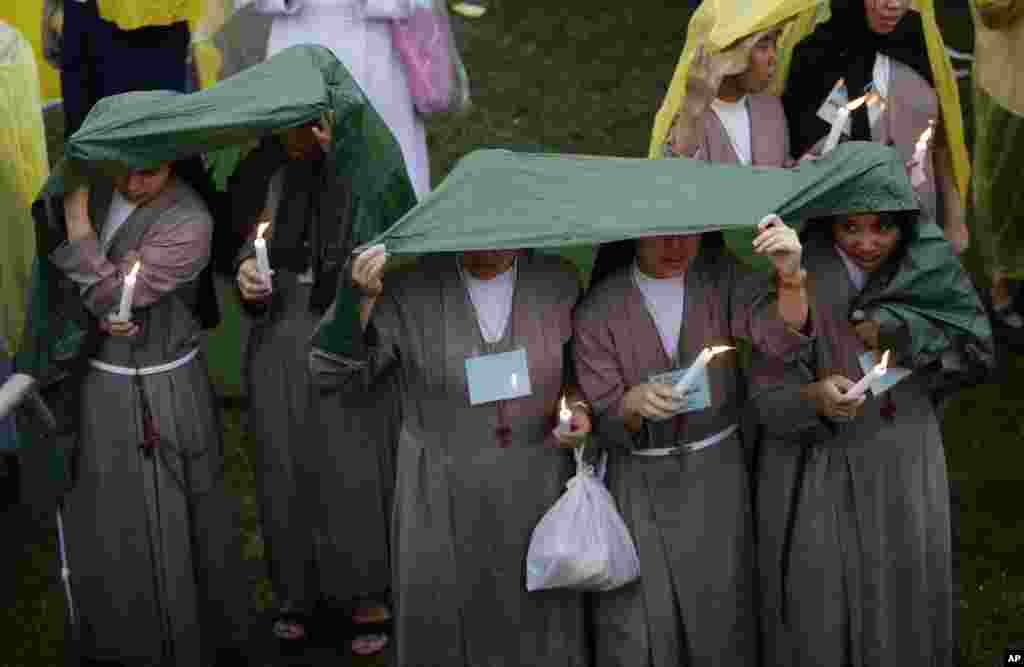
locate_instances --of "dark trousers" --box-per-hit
[60,0,190,138]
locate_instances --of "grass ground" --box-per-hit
[3,1,1021,666]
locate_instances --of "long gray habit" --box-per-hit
[311,252,587,667]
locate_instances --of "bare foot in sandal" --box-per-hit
[351,603,391,656]
[351,633,389,656]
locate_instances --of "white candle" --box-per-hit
[114,261,141,321]
[911,121,935,188]
[254,222,273,286]
[845,350,890,400]
[555,396,573,436]
[673,346,734,399]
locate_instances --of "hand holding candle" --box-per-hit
[552,395,591,448]
[555,397,573,436]
[254,222,273,287]
[673,346,733,399]
[113,260,141,322]
[845,350,890,400]
[821,91,882,155]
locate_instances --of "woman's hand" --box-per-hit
[753,214,803,278]
[622,382,678,423]
[552,406,592,449]
[351,244,388,299]
[63,186,94,242]
[801,375,866,421]
[237,257,272,302]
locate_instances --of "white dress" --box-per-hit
[245,0,431,199]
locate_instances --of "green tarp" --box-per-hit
[313,142,992,372]
[364,143,917,253]
[17,43,417,382]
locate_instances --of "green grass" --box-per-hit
[8,2,1022,666]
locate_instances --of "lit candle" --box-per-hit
[845,350,890,400]
[114,261,141,321]
[673,346,734,399]
[254,222,273,286]
[555,396,573,436]
[911,121,936,188]
[821,92,880,155]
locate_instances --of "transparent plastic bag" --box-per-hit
[389,0,471,115]
[525,446,640,592]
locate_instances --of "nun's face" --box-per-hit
[113,163,172,205]
[283,125,322,160]
[864,0,911,35]
[832,213,902,273]
[741,33,778,94]
[636,235,701,279]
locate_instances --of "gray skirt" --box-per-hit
[64,350,247,667]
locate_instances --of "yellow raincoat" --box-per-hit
[650,0,969,207]
[971,0,1024,276]
[0,22,47,355]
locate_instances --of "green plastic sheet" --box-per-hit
[366,142,916,253]
[313,142,992,374]
[18,43,417,382]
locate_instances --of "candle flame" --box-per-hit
[879,349,890,371]
[128,261,141,279]
[708,346,735,357]
[845,94,868,111]
[559,396,571,418]
[256,222,270,240]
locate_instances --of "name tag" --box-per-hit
[649,366,712,418]
[858,351,912,397]
[816,79,852,136]
[465,348,532,405]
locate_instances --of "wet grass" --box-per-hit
[4,2,1021,666]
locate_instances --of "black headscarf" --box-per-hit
[782,0,934,158]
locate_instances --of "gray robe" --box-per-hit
[238,162,397,609]
[750,234,954,666]
[311,252,587,667]
[573,250,809,667]
[49,178,247,667]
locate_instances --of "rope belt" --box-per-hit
[631,423,738,457]
[88,347,199,376]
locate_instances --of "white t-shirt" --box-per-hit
[710,96,752,165]
[633,262,686,360]
[462,259,517,344]
[100,190,138,255]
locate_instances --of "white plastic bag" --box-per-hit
[525,446,640,592]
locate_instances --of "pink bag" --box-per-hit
[390,0,470,116]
